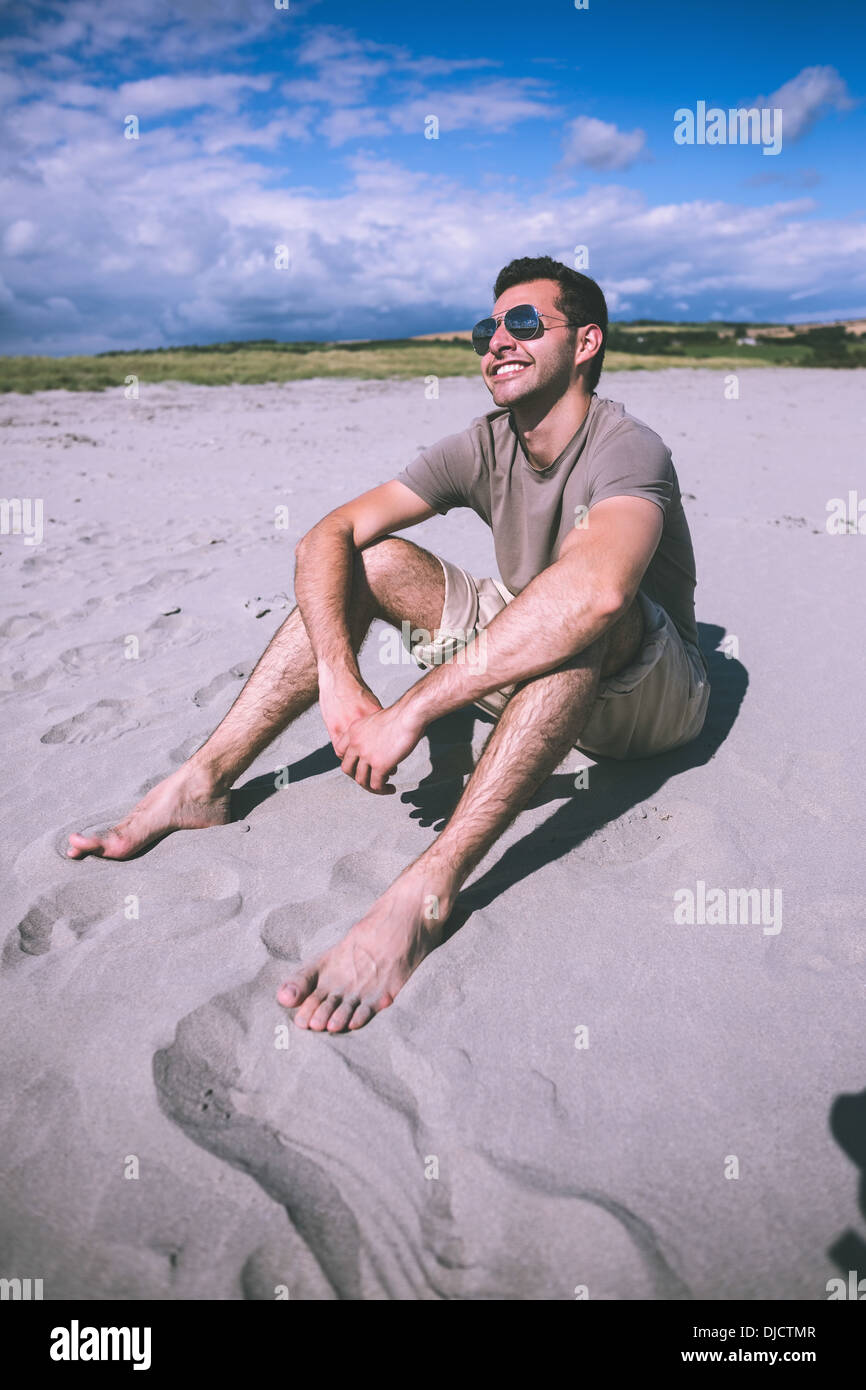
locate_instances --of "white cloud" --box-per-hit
[0,8,861,352]
[0,0,323,62]
[279,26,554,136]
[1,123,864,354]
[197,113,314,153]
[319,107,391,146]
[116,73,272,116]
[391,82,558,135]
[761,65,855,141]
[3,219,37,255]
[560,116,646,171]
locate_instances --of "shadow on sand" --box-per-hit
[232,621,747,933]
[828,1089,866,1289]
[225,626,866,1292]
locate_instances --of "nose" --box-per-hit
[487,319,518,358]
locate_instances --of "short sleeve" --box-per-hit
[395,426,481,515]
[587,424,674,515]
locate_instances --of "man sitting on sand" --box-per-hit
[68,255,709,1034]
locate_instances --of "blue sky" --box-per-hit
[0,0,863,354]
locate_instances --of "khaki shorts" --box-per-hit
[402,554,711,761]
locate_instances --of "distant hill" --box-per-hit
[411,318,866,342]
[1,320,864,392]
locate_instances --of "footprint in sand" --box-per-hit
[4,880,121,966]
[578,805,673,866]
[153,946,691,1299]
[40,697,141,745]
[192,666,250,708]
[4,860,244,972]
[148,832,690,1299]
[53,617,208,675]
[18,551,54,577]
[118,569,193,602]
[0,610,55,640]
[168,734,208,766]
[59,639,136,676]
[0,664,56,695]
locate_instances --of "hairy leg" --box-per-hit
[279,598,645,1031]
[424,593,644,885]
[67,537,447,859]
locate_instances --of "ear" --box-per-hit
[579,324,604,359]
[573,324,603,380]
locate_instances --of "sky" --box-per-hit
[0,0,863,355]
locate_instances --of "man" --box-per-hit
[68,255,709,1035]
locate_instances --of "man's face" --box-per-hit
[480,278,580,407]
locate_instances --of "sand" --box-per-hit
[1,369,863,1300]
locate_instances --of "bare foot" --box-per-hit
[277,866,453,1033]
[66,764,231,860]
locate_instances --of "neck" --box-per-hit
[513,387,593,471]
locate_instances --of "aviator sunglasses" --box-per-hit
[471,303,579,356]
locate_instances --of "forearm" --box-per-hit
[399,559,620,727]
[294,521,363,686]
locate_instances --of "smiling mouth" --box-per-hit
[491,361,530,378]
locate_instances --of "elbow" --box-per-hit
[295,517,353,564]
[596,588,630,623]
[295,522,324,561]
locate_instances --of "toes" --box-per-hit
[67,829,136,861]
[347,1002,376,1031]
[293,991,327,1028]
[98,832,134,860]
[326,997,361,1033]
[307,994,342,1031]
[66,833,106,859]
[277,965,319,1011]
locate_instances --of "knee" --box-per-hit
[354,535,409,580]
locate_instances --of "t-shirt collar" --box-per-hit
[511,393,598,476]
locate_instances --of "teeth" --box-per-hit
[495,363,527,376]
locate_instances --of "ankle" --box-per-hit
[406,852,463,921]
[183,753,233,798]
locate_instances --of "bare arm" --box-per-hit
[294,480,437,748]
[397,494,664,728]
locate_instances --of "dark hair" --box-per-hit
[492,255,608,391]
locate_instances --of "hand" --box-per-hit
[317,669,382,759]
[341,702,423,794]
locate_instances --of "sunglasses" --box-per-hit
[471,303,579,356]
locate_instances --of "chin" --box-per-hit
[489,372,532,396]
[490,379,534,404]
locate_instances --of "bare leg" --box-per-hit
[279,598,645,1032]
[67,538,446,859]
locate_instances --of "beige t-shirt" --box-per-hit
[396,392,702,650]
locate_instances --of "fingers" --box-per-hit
[340,748,359,780]
[369,766,397,795]
[340,751,395,794]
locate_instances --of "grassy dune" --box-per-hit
[0,327,861,393]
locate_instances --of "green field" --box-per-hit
[1,323,862,393]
